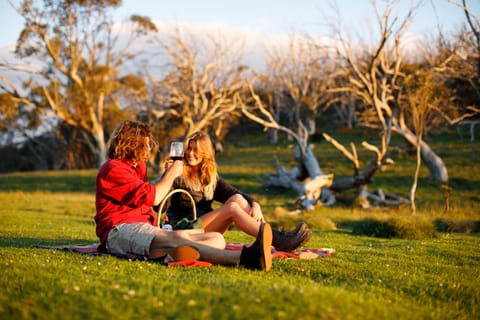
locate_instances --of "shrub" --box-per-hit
[268,206,337,231]
[434,219,480,233]
[352,216,437,239]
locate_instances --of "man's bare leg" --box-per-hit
[149,223,273,271]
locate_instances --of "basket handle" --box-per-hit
[157,189,197,227]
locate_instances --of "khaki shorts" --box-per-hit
[106,222,159,256]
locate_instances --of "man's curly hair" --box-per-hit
[106,120,158,164]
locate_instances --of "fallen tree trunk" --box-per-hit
[329,148,399,193]
[355,187,410,209]
[262,154,334,211]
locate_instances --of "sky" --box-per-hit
[1,0,479,48]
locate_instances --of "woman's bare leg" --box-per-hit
[200,201,261,236]
[227,193,252,212]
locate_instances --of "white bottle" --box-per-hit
[162,215,173,231]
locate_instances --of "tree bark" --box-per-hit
[393,122,448,182]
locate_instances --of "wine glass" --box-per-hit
[169,141,184,161]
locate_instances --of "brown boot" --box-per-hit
[290,221,308,234]
[272,222,312,252]
[240,223,272,271]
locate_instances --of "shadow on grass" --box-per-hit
[0,170,96,193]
[328,228,353,235]
[448,177,480,195]
[0,237,96,248]
[433,219,480,233]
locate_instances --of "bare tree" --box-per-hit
[238,24,411,209]
[239,1,444,210]
[264,35,335,144]
[457,0,480,86]
[326,0,454,182]
[239,81,406,209]
[240,83,336,209]
[432,0,480,139]
[0,0,157,168]
[401,71,439,214]
[257,35,342,208]
[146,26,249,149]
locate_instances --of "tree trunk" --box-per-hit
[92,127,106,167]
[262,146,335,210]
[268,128,279,144]
[393,123,448,182]
[299,146,336,206]
[410,132,422,215]
[300,146,323,177]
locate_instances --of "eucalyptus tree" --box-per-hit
[0,0,156,168]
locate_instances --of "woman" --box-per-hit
[165,131,312,252]
[94,120,272,271]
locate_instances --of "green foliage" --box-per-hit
[130,15,158,33]
[0,93,17,129]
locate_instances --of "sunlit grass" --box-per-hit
[0,127,478,319]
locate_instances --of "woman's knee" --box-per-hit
[226,193,244,205]
[224,200,242,213]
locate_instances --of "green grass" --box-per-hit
[0,127,479,319]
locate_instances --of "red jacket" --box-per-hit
[95,159,157,244]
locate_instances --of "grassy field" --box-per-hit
[0,127,479,319]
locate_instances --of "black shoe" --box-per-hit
[272,225,312,252]
[239,223,272,271]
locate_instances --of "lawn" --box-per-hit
[0,127,479,319]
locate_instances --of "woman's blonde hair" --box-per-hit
[107,120,157,165]
[183,132,217,199]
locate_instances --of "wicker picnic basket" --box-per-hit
[157,189,202,232]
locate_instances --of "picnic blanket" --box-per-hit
[34,243,335,268]
[224,242,335,259]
